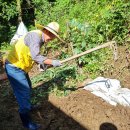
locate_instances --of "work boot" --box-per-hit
[19,112,41,130]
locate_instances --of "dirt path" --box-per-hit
[0,44,130,130]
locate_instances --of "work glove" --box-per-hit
[52,60,62,67]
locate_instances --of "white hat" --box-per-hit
[36,22,65,42]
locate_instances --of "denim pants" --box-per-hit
[5,62,32,113]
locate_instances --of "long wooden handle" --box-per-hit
[61,41,115,64]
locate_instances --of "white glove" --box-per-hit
[52,60,62,67]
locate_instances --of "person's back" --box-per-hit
[7,30,43,73]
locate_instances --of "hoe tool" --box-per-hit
[61,41,118,64]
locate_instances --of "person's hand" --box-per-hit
[52,60,62,67]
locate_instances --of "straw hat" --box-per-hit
[36,22,65,42]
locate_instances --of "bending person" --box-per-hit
[4,22,62,130]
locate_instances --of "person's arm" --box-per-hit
[24,32,61,67]
[24,32,47,65]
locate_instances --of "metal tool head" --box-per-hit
[110,41,118,61]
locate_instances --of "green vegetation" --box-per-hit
[0,0,130,101]
[31,65,78,103]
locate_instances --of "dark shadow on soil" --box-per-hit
[31,68,88,130]
[100,122,117,130]
[32,100,88,130]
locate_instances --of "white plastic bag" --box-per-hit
[10,21,28,45]
[84,77,130,107]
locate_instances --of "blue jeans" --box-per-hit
[5,62,32,113]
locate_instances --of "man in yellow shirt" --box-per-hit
[5,22,62,130]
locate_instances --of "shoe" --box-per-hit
[19,112,41,130]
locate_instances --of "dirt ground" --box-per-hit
[0,44,130,130]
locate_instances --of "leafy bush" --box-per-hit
[33,0,130,42]
[31,65,78,101]
[33,0,130,69]
[0,0,18,43]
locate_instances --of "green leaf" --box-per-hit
[81,40,86,49]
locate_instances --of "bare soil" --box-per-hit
[0,44,130,130]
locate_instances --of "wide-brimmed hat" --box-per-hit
[36,22,64,42]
